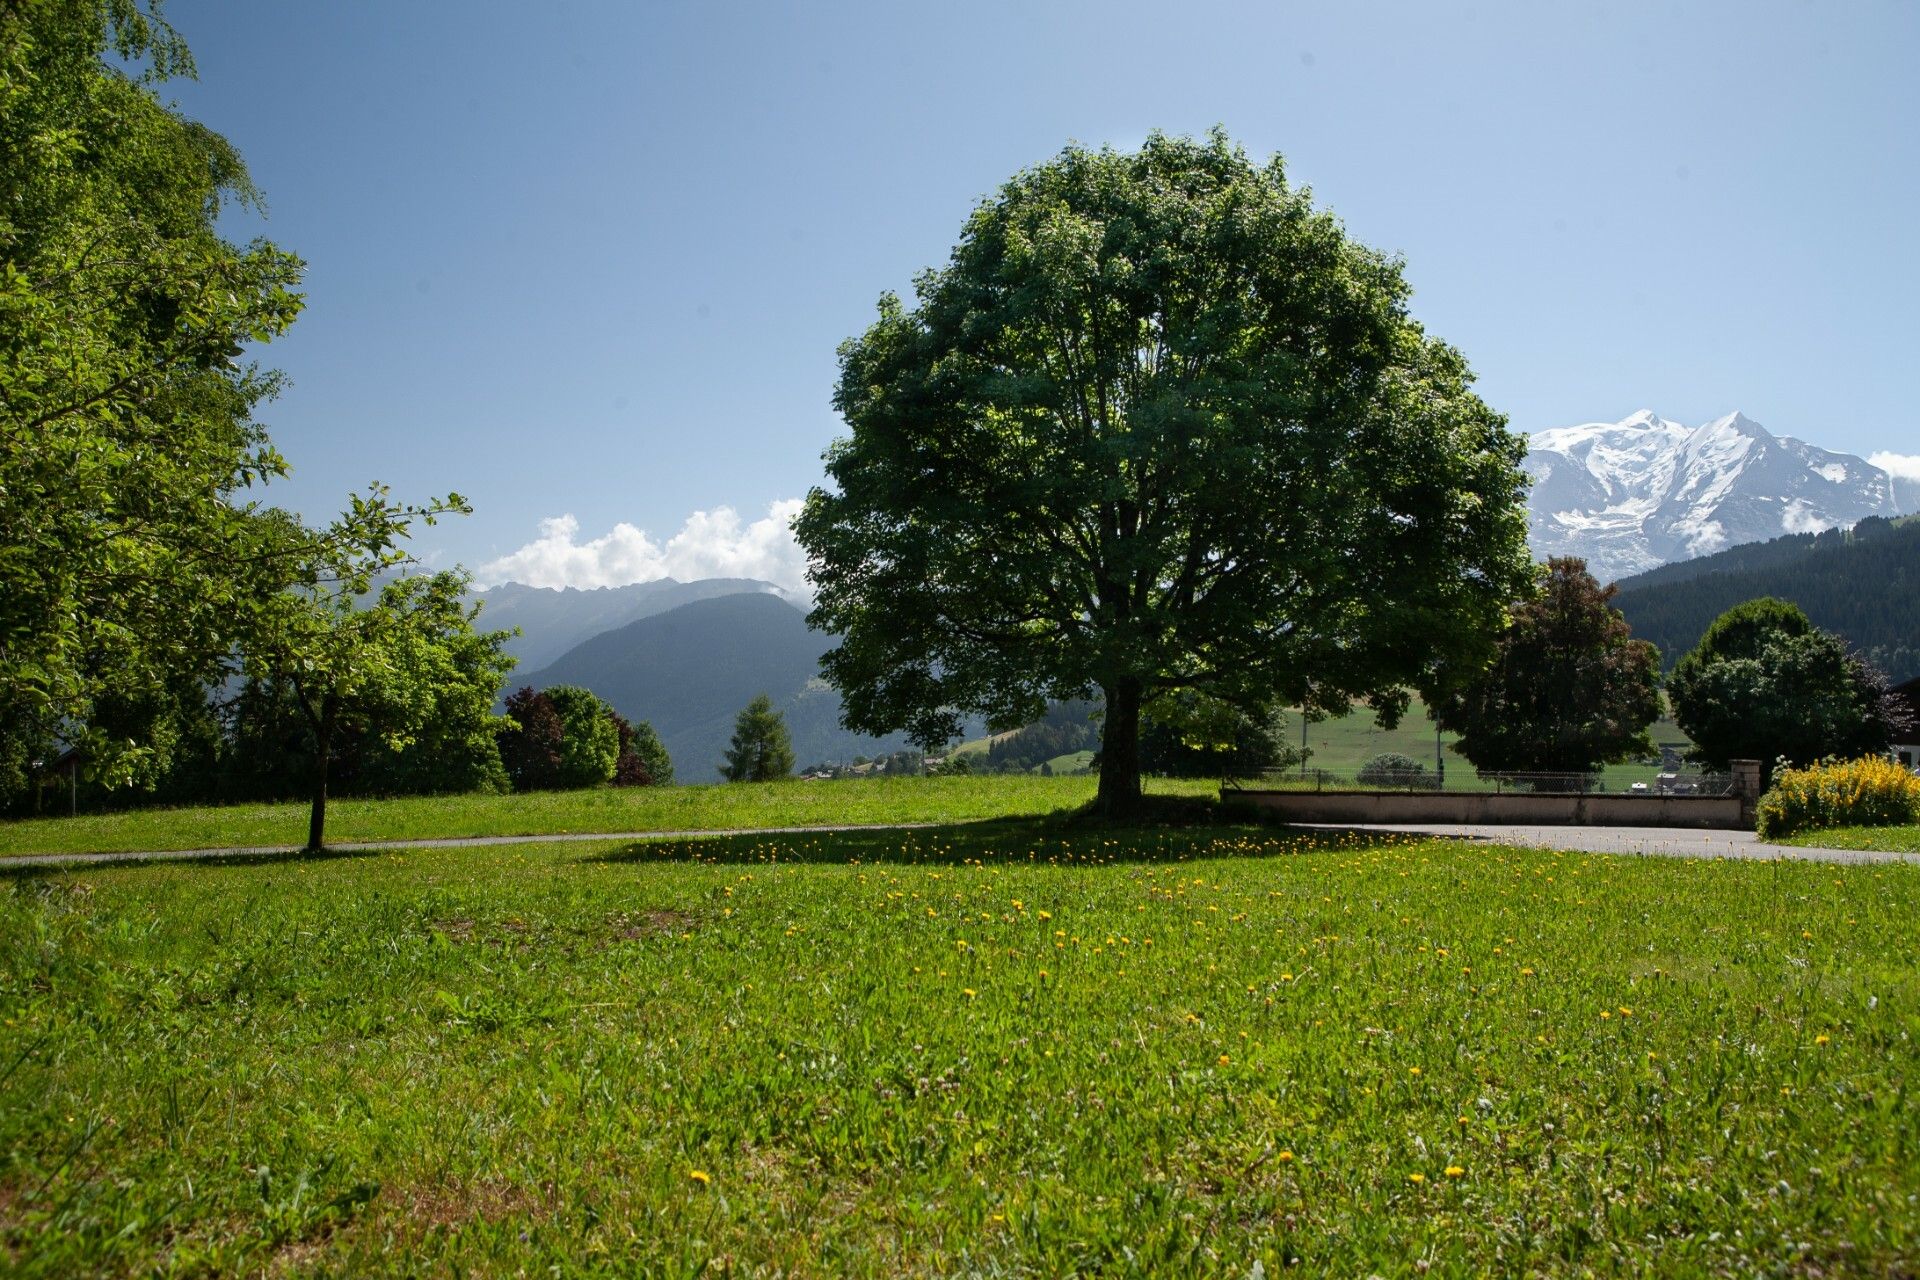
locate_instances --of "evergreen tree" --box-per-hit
[610,712,673,787]
[722,694,795,782]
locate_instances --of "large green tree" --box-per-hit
[0,1,451,802]
[1666,598,1909,772]
[0,1,300,791]
[795,131,1532,813]
[1431,557,1662,776]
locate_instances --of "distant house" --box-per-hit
[1893,677,1920,772]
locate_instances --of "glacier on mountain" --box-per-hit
[1523,410,1913,583]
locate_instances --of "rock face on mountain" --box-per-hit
[1524,411,1913,583]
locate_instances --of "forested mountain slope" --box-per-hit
[1612,516,1920,681]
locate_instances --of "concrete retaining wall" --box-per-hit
[1226,788,1747,829]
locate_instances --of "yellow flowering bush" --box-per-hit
[1754,755,1920,838]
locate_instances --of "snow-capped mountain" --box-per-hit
[1524,410,1914,583]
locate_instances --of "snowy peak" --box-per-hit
[1524,410,1908,583]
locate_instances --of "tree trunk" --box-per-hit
[1095,678,1144,816]
[306,716,331,853]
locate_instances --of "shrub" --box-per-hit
[1754,756,1920,838]
[1358,752,1428,788]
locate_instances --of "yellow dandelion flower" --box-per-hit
[1444,1165,1465,1178]
[689,1170,711,1186]
[1277,1150,1294,1163]
[1408,1066,1421,1076]
[1407,1173,1425,1185]
[962,987,977,998]
[1815,1034,1830,1046]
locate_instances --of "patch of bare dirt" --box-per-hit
[608,908,695,941]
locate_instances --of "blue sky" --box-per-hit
[164,0,1918,591]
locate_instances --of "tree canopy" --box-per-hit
[0,1,470,806]
[1431,557,1662,775]
[796,130,1532,812]
[1666,598,1910,772]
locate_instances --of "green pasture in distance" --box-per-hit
[2,824,1913,1276]
[960,698,1692,784]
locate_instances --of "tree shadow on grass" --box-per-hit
[582,812,1414,870]
[0,844,388,882]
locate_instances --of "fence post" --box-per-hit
[1729,759,1763,827]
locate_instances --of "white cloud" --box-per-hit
[1869,451,1920,482]
[477,500,810,597]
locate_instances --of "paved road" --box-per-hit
[1296,822,1915,865]
[0,820,1908,871]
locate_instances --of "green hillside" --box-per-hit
[1612,514,1920,680]
[521,593,941,779]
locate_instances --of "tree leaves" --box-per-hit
[798,131,1532,809]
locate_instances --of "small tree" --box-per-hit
[1431,558,1661,776]
[1667,598,1910,771]
[245,567,510,851]
[722,694,795,782]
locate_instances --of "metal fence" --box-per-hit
[1227,768,1734,797]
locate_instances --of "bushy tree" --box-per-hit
[1667,598,1910,771]
[544,686,620,789]
[1431,558,1661,775]
[722,694,795,782]
[797,130,1531,815]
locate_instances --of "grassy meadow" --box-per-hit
[3,821,1915,1276]
[0,775,1217,858]
[1781,825,1920,855]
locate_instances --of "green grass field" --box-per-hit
[0,775,1218,858]
[1292,700,1693,791]
[1781,824,1920,854]
[3,821,1914,1276]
